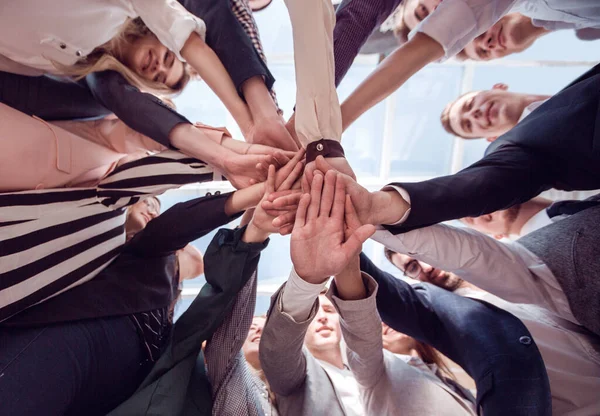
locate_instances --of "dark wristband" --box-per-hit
[306,139,346,163]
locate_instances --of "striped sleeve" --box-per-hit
[0,150,215,321]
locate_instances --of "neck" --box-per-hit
[457,280,479,292]
[311,345,344,369]
[521,18,550,45]
[520,93,550,112]
[512,198,553,235]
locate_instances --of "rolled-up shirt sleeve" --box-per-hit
[284,0,342,144]
[132,0,207,61]
[409,0,518,60]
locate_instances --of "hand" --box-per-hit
[251,151,305,234]
[221,136,296,167]
[306,156,356,183]
[312,156,408,225]
[222,152,274,189]
[290,170,375,284]
[247,116,300,152]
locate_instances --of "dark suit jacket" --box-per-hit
[359,253,552,416]
[0,0,274,148]
[389,63,600,233]
[108,226,268,416]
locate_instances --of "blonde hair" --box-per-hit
[58,18,190,96]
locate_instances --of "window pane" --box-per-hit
[389,66,463,177]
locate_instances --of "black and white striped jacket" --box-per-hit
[0,150,214,321]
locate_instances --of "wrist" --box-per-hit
[295,267,329,285]
[242,221,270,243]
[226,183,265,216]
[371,190,408,225]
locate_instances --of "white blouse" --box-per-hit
[410,0,600,60]
[0,0,206,74]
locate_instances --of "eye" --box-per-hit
[467,97,474,110]
[416,4,429,21]
[465,120,472,132]
[477,48,490,59]
[406,260,419,276]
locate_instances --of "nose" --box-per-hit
[432,0,442,11]
[483,29,497,50]
[316,313,328,325]
[420,262,434,273]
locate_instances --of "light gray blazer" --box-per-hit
[259,284,347,416]
[327,274,477,416]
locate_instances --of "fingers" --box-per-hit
[306,173,323,221]
[279,224,294,236]
[315,155,334,175]
[272,210,297,228]
[344,194,362,231]
[301,174,311,194]
[272,151,291,168]
[342,224,376,258]
[318,170,337,217]
[278,158,305,191]
[265,164,276,194]
[293,193,311,231]
[330,173,346,221]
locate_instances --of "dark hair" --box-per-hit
[415,340,455,380]
[384,247,397,266]
[440,91,479,139]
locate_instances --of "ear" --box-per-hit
[492,83,508,90]
[486,136,497,142]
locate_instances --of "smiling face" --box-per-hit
[304,295,342,353]
[462,204,521,239]
[446,85,525,139]
[243,316,266,371]
[460,13,540,61]
[381,323,417,355]
[390,252,464,292]
[121,34,186,88]
[125,197,161,238]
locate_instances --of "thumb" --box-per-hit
[341,224,376,257]
[315,155,335,174]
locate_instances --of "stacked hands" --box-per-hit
[246,151,379,284]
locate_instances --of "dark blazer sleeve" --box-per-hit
[179,0,274,93]
[86,71,190,148]
[130,192,241,256]
[387,144,552,233]
[334,0,403,86]
[107,226,268,416]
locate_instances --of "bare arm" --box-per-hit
[340,33,443,130]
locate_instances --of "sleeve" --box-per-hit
[131,0,207,60]
[333,0,404,86]
[327,274,386,389]
[205,270,263,416]
[130,192,240,256]
[178,0,275,93]
[410,0,518,60]
[371,225,558,308]
[85,71,190,148]
[259,283,320,396]
[386,143,553,232]
[280,268,328,321]
[284,0,342,145]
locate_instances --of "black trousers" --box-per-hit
[0,316,152,416]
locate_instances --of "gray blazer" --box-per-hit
[259,284,347,416]
[327,274,476,416]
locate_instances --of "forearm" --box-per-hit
[332,256,366,301]
[225,184,264,216]
[181,33,254,135]
[340,33,442,131]
[242,75,280,122]
[169,123,233,170]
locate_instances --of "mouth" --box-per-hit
[430,269,448,284]
[497,24,506,49]
[485,101,494,126]
[251,336,261,344]
[316,326,333,334]
[141,213,151,224]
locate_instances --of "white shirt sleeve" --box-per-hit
[131,0,207,61]
[409,0,519,60]
[284,0,342,145]
[280,268,328,322]
[372,224,579,324]
[381,185,412,225]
